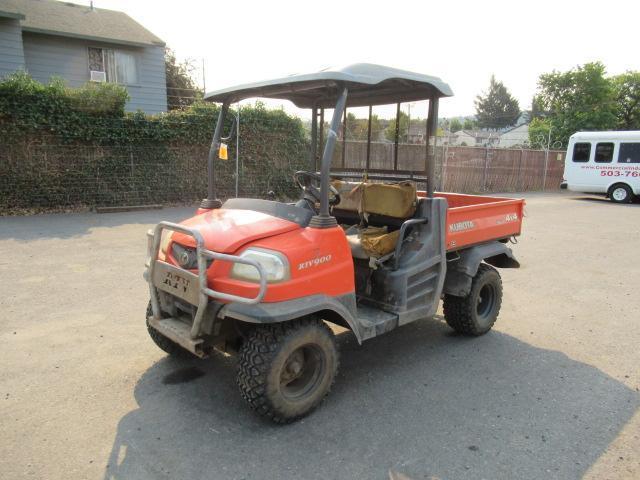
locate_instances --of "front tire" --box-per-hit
[443,263,502,335]
[237,317,338,424]
[609,184,634,204]
[146,302,194,358]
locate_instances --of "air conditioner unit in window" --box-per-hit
[90,70,106,82]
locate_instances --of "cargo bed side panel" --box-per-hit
[418,192,525,251]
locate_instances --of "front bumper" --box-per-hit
[145,221,268,355]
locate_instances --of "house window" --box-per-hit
[88,47,138,85]
[572,142,591,162]
[594,142,614,163]
[618,143,640,163]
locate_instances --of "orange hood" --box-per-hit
[171,208,300,254]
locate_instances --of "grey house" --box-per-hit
[0,0,167,114]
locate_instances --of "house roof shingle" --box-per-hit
[0,1,24,19]
[0,0,165,47]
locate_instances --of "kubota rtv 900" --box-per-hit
[144,64,524,423]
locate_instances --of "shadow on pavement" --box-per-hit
[570,196,640,206]
[105,318,639,480]
[0,206,195,241]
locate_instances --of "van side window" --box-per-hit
[594,142,614,163]
[572,143,591,162]
[618,143,640,163]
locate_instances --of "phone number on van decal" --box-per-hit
[600,170,640,177]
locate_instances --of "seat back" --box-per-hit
[332,180,417,227]
[362,182,417,218]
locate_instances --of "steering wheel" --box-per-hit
[294,171,340,209]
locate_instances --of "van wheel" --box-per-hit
[609,184,633,203]
[237,317,338,424]
[443,263,502,336]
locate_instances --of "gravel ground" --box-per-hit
[1,191,639,480]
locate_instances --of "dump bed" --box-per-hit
[418,192,525,251]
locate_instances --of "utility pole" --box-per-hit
[407,102,415,143]
[407,103,411,142]
[542,127,551,191]
[202,58,206,93]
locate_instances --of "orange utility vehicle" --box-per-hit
[144,65,524,423]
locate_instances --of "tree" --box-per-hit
[449,118,462,132]
[530,95,545,120]
[165,48,202,110]
[369,115,383,140]
[345,112,382,141]
[612,71,640,130]
[462,118,476,130]
[527,117,551,149]
[345,112,358,139]
[532,62,617,146]
[385,111,409,142]
[474,75,521,129]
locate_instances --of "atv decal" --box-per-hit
[298,254,332,270]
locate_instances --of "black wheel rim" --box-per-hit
[279,344,326,401]
[477,283,496,320]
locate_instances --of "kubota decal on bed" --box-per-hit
[449,220,476,232]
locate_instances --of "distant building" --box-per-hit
[450,130,501,147]
[498,123,530,148]
[406,123,425,144]
[0,0,167,114]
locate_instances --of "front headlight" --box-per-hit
[230,248,290,283]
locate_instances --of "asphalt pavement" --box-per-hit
[1,192,639,479]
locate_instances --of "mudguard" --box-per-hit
[219,293,365,343]
[443,241,519,297]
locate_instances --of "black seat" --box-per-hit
[333,208,407,230]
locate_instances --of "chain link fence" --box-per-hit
[0,138,565,214]
[0,140,307,213]
[0,74,567,214]
[331,139,565,193]
[439,144,565,192]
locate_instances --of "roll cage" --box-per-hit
[201,63,453,227]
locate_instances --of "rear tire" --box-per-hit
[146,302,194,358]
[443,263,502,336]
[609,184,634,204]
[237,317,338,424]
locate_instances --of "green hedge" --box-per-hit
[0,72,308,212]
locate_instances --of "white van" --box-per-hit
[562,131,640,203]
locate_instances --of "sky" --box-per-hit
[86,0,638,119]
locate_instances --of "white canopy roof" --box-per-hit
[204,63,453,108]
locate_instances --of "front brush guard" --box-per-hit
[145,221,267,340]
